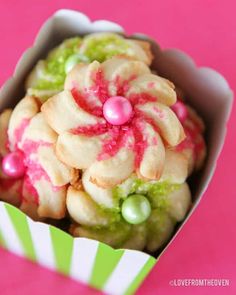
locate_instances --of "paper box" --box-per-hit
[0,9,233,295]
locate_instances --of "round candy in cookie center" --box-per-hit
[103,96,133,125]
[121,194,151,225]
[2,151,26,179]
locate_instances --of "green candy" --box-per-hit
[121,194,151,225]
[65,53,89,74]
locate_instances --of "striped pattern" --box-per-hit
[0,202,156,294]
[5,205,36,261]
[90,243,125,289]
[27,217,56,270]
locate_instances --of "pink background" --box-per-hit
[0,0,235,294]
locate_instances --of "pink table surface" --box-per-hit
[0,1,235,294]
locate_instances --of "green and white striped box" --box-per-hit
[0,9,232,295]
[0,202,156,294]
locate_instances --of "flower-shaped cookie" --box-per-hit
[0,96,77,220]
[26,33,153,100]
[42,57,185,188]
[70,180,192,252]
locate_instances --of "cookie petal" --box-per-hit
[160,149,189,183]
[137,102,185,146]
[20,177,43,221]
[147,209,175,252]
[126,39,153,65]
[138,123,165,180]
[19,113,72,187]
[8,96,40,150]
[89,148,135,188]
[122,223,147,251]
[82,169,116,209]
[166,182,191,222]
[56,131,107,169]
[20,112,57,145]
[126,74,176,106]
[34,178,67,219]
[102,57,150,96]
[41,90,105,134]
[37,146,73,187]
[66,187,114,226]
[64,61,103,108]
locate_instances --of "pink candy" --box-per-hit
[171,101,188,122]
[103,96,133,125]
[2,151,26,178]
